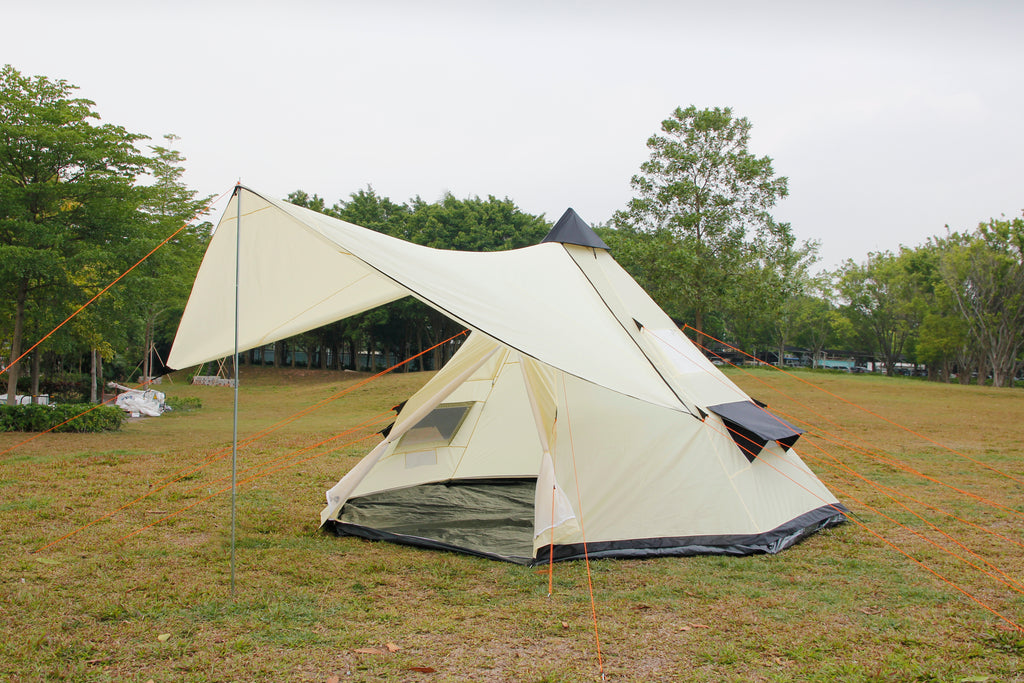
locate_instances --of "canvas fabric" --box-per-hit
[170,186,845,563]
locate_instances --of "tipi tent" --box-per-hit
[168,186,846,564]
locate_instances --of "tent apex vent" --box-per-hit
[542,208,609,250]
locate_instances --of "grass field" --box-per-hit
[2,366,1023,682]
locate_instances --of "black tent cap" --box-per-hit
[541,208,609,250]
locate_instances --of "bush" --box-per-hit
[164,396,202,412]
[0,404,124,433]
[19,375,91,403]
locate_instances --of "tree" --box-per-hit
[938,215,1024,387]
[404,193,549,250]
[836,250,927,376]
[725,227,820,363]
[276,190,551,373]
[333,185,410,237]
[129,137,212,382]
[915,311,968,382]
[613,106,791,343]
[791,289,852,368]
[0,65,151,404]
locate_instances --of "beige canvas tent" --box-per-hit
[169,186,846,564]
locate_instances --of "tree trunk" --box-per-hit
[5,279,28,406]
[416,328,424,371]
[692,310,706,354]
[142,318,153,381]
[90,349,99,403]
[31,351,41,397]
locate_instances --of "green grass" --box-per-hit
[2,366,1023,681]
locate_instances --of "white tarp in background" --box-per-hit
[111,386,166,417]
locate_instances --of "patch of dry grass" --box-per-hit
[2,366,1023,681]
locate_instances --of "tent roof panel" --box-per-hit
[170,187,691,411]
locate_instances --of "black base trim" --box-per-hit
[325,501,848,566]
[530,503,848,566]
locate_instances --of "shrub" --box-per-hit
[28,376,90,403]
[0,404,124,433]
[164,396,202,412]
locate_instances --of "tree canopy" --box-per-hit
[276,188,551,373]
[4,66,1021,393]
[608,105,815,351]
[0,65,209,402]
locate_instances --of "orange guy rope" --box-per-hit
[774,408,1024,547]
[560,375,605,679]
[682,332,1024,522]
[0,188,227,382]
[33,331,467,554]
[685,325,1024,488]
[799,445,1024,594]
[114,431,380,545]
[701,412,1024,632]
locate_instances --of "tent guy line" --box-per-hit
[1,185,230,384]
[691,334,1024,521]
[798,444,1024,595]
[30,330,468,555]
[686,325,1024,488]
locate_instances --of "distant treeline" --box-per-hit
[3,66,1021,402]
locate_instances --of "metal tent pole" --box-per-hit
[231,184,241,597]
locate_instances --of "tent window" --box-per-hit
[404,450,437,469]
[399,402,474,448]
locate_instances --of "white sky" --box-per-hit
[6,0,1023,267]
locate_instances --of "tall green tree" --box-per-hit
[836,249,927,376]
[726,227,820,362]
[915,311,968,382]
[0,65,151,403]
[334,186,410,237]
[278,190,550,372]
[938,215,1024,387]
[130,137,212,381]
[613,106,791,342]
[791,287,852,367]
[404,193,548,250]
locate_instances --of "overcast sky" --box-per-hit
[7,0,1023,267]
